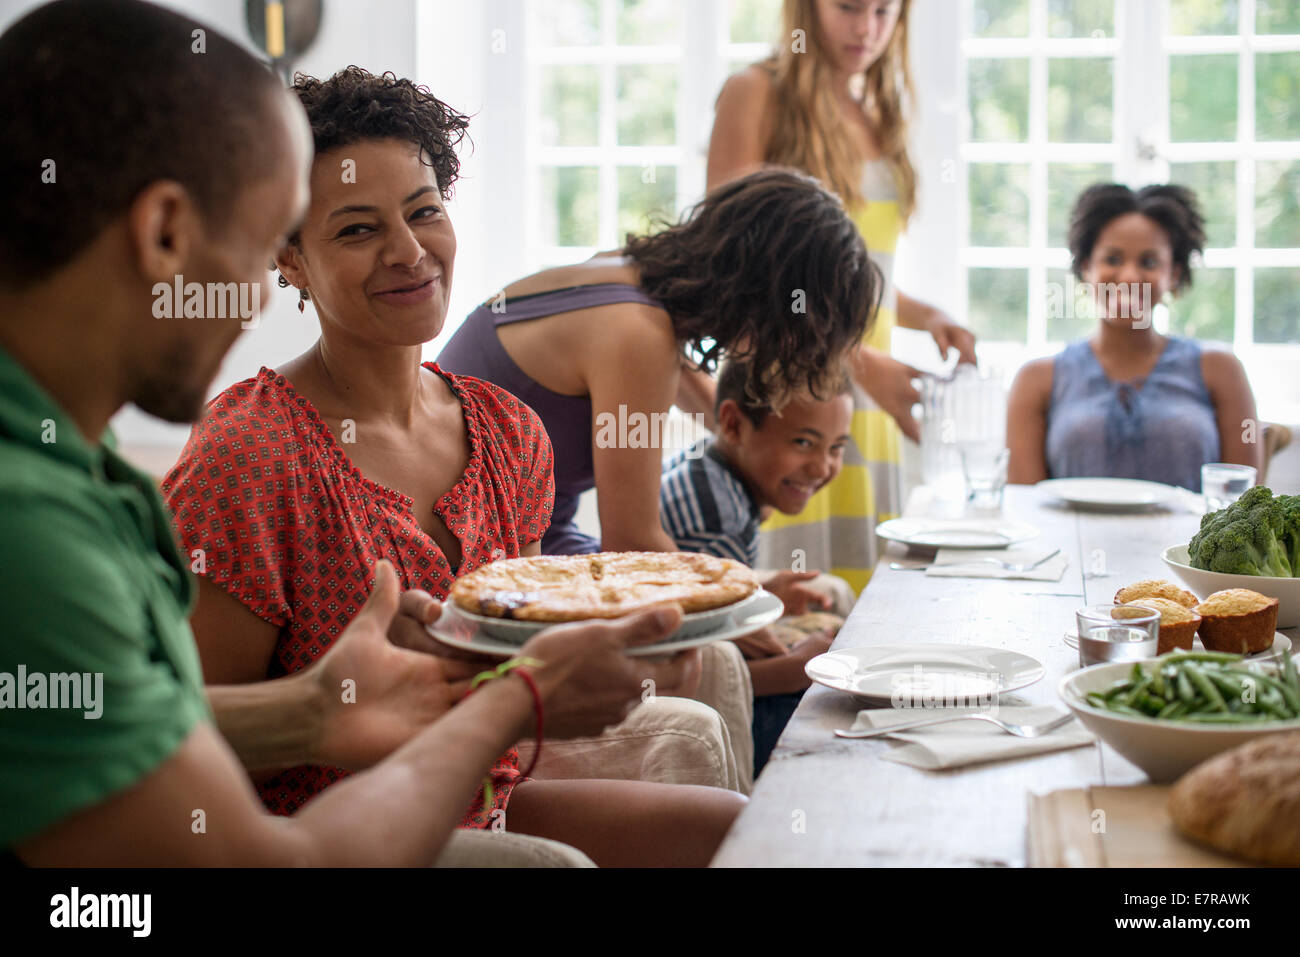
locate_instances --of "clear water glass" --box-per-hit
[1201,463,1256,512]
[961,445,1009,510]
[1073,604,1160,668]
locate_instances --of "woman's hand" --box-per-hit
[734,627,789,659]
[518,605,703,738]
[760,569,831,615]
[922,308,978,366]
[852,345,923,442]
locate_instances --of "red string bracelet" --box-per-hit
[509,666,544,779]
[460,658,546,813]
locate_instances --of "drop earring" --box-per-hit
[298,287,310,313]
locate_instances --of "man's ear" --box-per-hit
[126,180,197,283]
[717,398,746,445]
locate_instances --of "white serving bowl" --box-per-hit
[1161,544,1300,629]
[1059,659,1300,782]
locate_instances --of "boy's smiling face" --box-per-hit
[718,391,854,515]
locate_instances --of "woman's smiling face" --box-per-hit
[284,137,456,346]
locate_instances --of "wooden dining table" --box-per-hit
[711,481,1288,867]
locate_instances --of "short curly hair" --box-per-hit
[290,66,470,199]
[1068,183,1206,293]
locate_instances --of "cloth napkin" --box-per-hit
[848,705,1094,770]
[923,546,1068,581]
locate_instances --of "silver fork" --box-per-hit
[889,547,1062,573]
[834,711,1075,739]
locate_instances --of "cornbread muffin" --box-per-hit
[1114,578,1199,610]
[1169,732,1300,866]
[1194,588,1279,654]
[450,551,758,621]
[1121,598,1201,654]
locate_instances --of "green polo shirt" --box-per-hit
[0,344,210,850]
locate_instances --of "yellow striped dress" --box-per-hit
[756,159,903,596]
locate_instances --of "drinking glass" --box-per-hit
[1201,463,1256,512]
[961,445,1009,510]
[1072,604,1160,668]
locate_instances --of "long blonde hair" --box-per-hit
[763,0,916,220]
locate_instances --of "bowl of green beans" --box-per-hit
[1059,650,1300,782]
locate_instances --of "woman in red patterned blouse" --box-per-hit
[162,68,743,866]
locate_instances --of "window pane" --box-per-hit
[1169,0,1238,35]
[969,0,1029,37]
[1048,58,1113,142]
[540,167,599,246]
[1048,0,1113,38]
[969,163,1029,246]
[1045,267,1094,342]
[1174,268,1234,343]
[539,66,600,147]
[729,0,782,43]
[535,0,602,46]
[969,58,1029,142]
[1170,55,1237,141]
[968,268,1029,341]
[1257,53,1300,141]
[617,64,677,144]
[618,0,680,45]
[1257,0,1300,34]
[1169,162,1235,249]
[617,165,677,240]
[1254,268,1300,344]
[1256,161,1300,248]
[1048,163,1112,245]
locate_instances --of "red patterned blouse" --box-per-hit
[162,362,555,826]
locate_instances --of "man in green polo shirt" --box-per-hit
[0,0,721,867]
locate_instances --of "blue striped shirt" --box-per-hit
[659,438,761,566]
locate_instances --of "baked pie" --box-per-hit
[450,551,759,622]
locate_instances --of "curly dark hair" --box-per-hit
[715,355,852,428]
[290,66,470,200]
[625,168,879,407]
[1068,183,1206,293]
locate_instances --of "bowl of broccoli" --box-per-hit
[1162,486,1300,628]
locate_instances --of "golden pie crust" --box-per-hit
[450,552,759,622]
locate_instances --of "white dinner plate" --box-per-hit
[1064,630,1292,661]
[427,589,785,658]
[875,517,1039,550]
[805,643,1045,704]
[1036,477,1181,510]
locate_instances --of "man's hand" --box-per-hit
[311,563,492,771]
[733,627,790,660]
[518,605,703,738]
[852,346,923,442]
[760,569,831,615]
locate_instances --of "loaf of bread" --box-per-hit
[1168,732,1300,865]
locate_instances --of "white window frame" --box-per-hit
[903,0,1300,419]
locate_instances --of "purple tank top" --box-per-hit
[436,283,663,554]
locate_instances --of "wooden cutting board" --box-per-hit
[1027,785,1251,867]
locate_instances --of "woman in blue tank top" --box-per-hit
[1007,184,1261,492]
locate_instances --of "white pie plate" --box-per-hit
[874,517,1040,550]
[805,643,1045,704]
[427,589,784,658]
[1037,477,1182,511]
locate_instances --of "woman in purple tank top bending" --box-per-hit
[439,168,879,556]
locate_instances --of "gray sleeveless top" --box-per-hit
[1045,336,1220,492]
[436,283,663,554]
